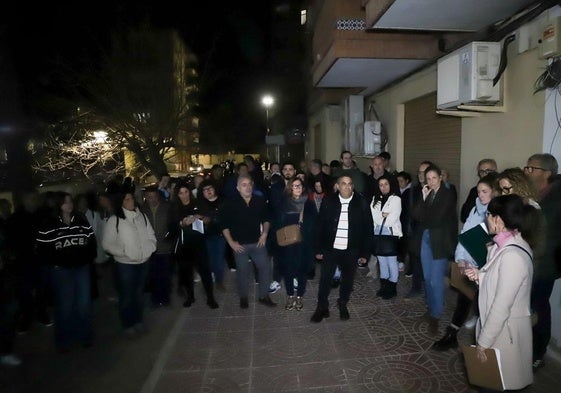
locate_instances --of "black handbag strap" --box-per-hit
[505,244,533,262]
[377,216,393,236]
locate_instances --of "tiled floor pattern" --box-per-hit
[145,267,561,393]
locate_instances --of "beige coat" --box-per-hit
[476,233,533,390]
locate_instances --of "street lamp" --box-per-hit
[261,95,274,135]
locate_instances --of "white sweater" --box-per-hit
[102,208,157,264]
[370,194,403,238]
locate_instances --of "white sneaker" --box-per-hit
[1,354,22,367]
[293,278,298,289]
[269,281,281,293]
[463,316,478,329]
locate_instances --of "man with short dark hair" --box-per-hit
[310,175,373,322]
[268,162,297,293]
[209,164,225,197]
[524,153,561,371]
[332,151,366,195]
[157,173,172,201]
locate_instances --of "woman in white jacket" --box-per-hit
[370,176,402,299]
[102,191,156,335]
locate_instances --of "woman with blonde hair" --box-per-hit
[496,167,538,207]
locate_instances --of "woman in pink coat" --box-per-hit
[465,194,538,391]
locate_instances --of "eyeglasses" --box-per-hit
[500,186,513,194]
[478,168,496,176]
[292,184,303,189]
[523,166,546,173]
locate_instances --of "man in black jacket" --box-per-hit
[310,175,373,322]
[524,153,561,371]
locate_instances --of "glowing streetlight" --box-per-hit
[261,95,274,134]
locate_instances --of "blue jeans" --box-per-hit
[420,230,449,319]
[148,254,173,305]
[206,235,226,284]
[115,262,149,329]
[233,243,271,299]
[49,265,93,347]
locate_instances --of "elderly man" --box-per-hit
[310,175,373,322]
[220,175,276,308]
[366,155,399,201]
[524,153,561,371]
[142,186,173,307]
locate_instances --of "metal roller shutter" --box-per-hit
[404,93,461,188]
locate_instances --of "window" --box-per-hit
[301,10,307,25]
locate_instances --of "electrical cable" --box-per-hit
[493,34,516,86]
[551,85,561,153]
[534,56,561,94]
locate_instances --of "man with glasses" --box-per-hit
[524,153,561,371]
[460,159,497,223]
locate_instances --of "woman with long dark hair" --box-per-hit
[36,192,96,352]
[465,194,537,391]
[411,165,458,335]
[277,178,315,311]
[370,175,402,300]
[169,182,218,309]
[102,191,156,336]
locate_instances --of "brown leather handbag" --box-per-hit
[275,209,304,247]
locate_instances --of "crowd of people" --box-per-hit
[0,151,559,392]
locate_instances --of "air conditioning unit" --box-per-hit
[363,121,382,155]
[343,95,364,153]
[437,41,502,110]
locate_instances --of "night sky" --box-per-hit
[2,2,275,150]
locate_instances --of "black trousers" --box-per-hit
[409,254,424,292]
[317,249,359,309]
[451,289,479,328]
[531,277,555,360]
[177,243,214,300]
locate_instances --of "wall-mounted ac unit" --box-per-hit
[364,121,382,155]
[437,41,502,110]
[343,95,364,153]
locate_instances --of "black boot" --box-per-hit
[381,281,397,299]
[310,306,330,323]
[376,279,388,297]
[183,288,195,308]
[206,295,219,309]
[431,325,458,351]
[183,295,195,307]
